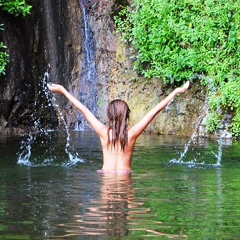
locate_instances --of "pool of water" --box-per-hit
[0,131,239,239]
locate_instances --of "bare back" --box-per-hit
[99,128,137,172]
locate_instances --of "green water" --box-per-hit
[0,132,239,239]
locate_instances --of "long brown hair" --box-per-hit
[107,99,130,151]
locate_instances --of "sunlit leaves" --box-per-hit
[115,0,240,137]
[0,38,9,75]
[0,0,32,17]
[115,0,239,83]
[0,0,31,77]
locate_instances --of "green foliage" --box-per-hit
[0,0,31,77]
[231,111,240,138]
[0,23,9,75]
[0,41,9,75]
[0,0,32,16]
[208,79,240,136]
[115,0,240,137]
[115,0,239,83]
[206,112,222,133]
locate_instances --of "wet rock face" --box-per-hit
[0,0,83,134]
[90,1,208,136]
[0,0,208,137]
[0,10,36,134]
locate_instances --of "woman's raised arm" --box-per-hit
[47,84,107,137]
[129,81,190,139]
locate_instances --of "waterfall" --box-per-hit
[78,0,98,130]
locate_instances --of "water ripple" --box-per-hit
[50,173,186,239]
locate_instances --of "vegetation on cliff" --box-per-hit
[115,0,240,137]
[0,0,31,75]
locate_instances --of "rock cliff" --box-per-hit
[0,0,208,137]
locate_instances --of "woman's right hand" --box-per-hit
[175,81,190,94]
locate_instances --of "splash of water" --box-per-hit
[169,119,207,168]
[17,134,35,166]
[17,71,84,167]
[212,137,222,167]
[43,71,84,165]
[169,79,223,168]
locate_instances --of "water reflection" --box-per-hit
[87,173,134,237]
[0,133,240,239]
[53,173,137,238]
[51,172,188,239]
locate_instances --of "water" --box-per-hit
[169,92,224,168]
[77,0,98,130]
[0,132,240,239]
[17,72,83,167]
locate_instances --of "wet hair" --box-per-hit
[107,99,130,151]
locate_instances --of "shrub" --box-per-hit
[115,0,240,137]
[0,0,32,76]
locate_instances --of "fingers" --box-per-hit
[183,81,190,90]
[47,83,54,90]
[47,83,64,94]
[175,81,190,94]
[180,81,190,93]
[47,83,56,87]
[47,83,58,90]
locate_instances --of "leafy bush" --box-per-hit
[0,0,31,17]
[231,111,240,138]
[0,23,9,75]
[115,0,240,137]
[208,79,240,136]
[0,41,9,75]
[0,0,31,76]
[206,112,222,133]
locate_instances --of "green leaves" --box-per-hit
[116,0,239,83]
[0,24,9,75]
[208,79,240,136]
[0,42,9,75]
[0,1,31,77]
[0,43,9,75]
[115,0,240,137]
[231,111,240,138]
[0,0,32,17]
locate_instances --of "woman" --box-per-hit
[48,81,189,173]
